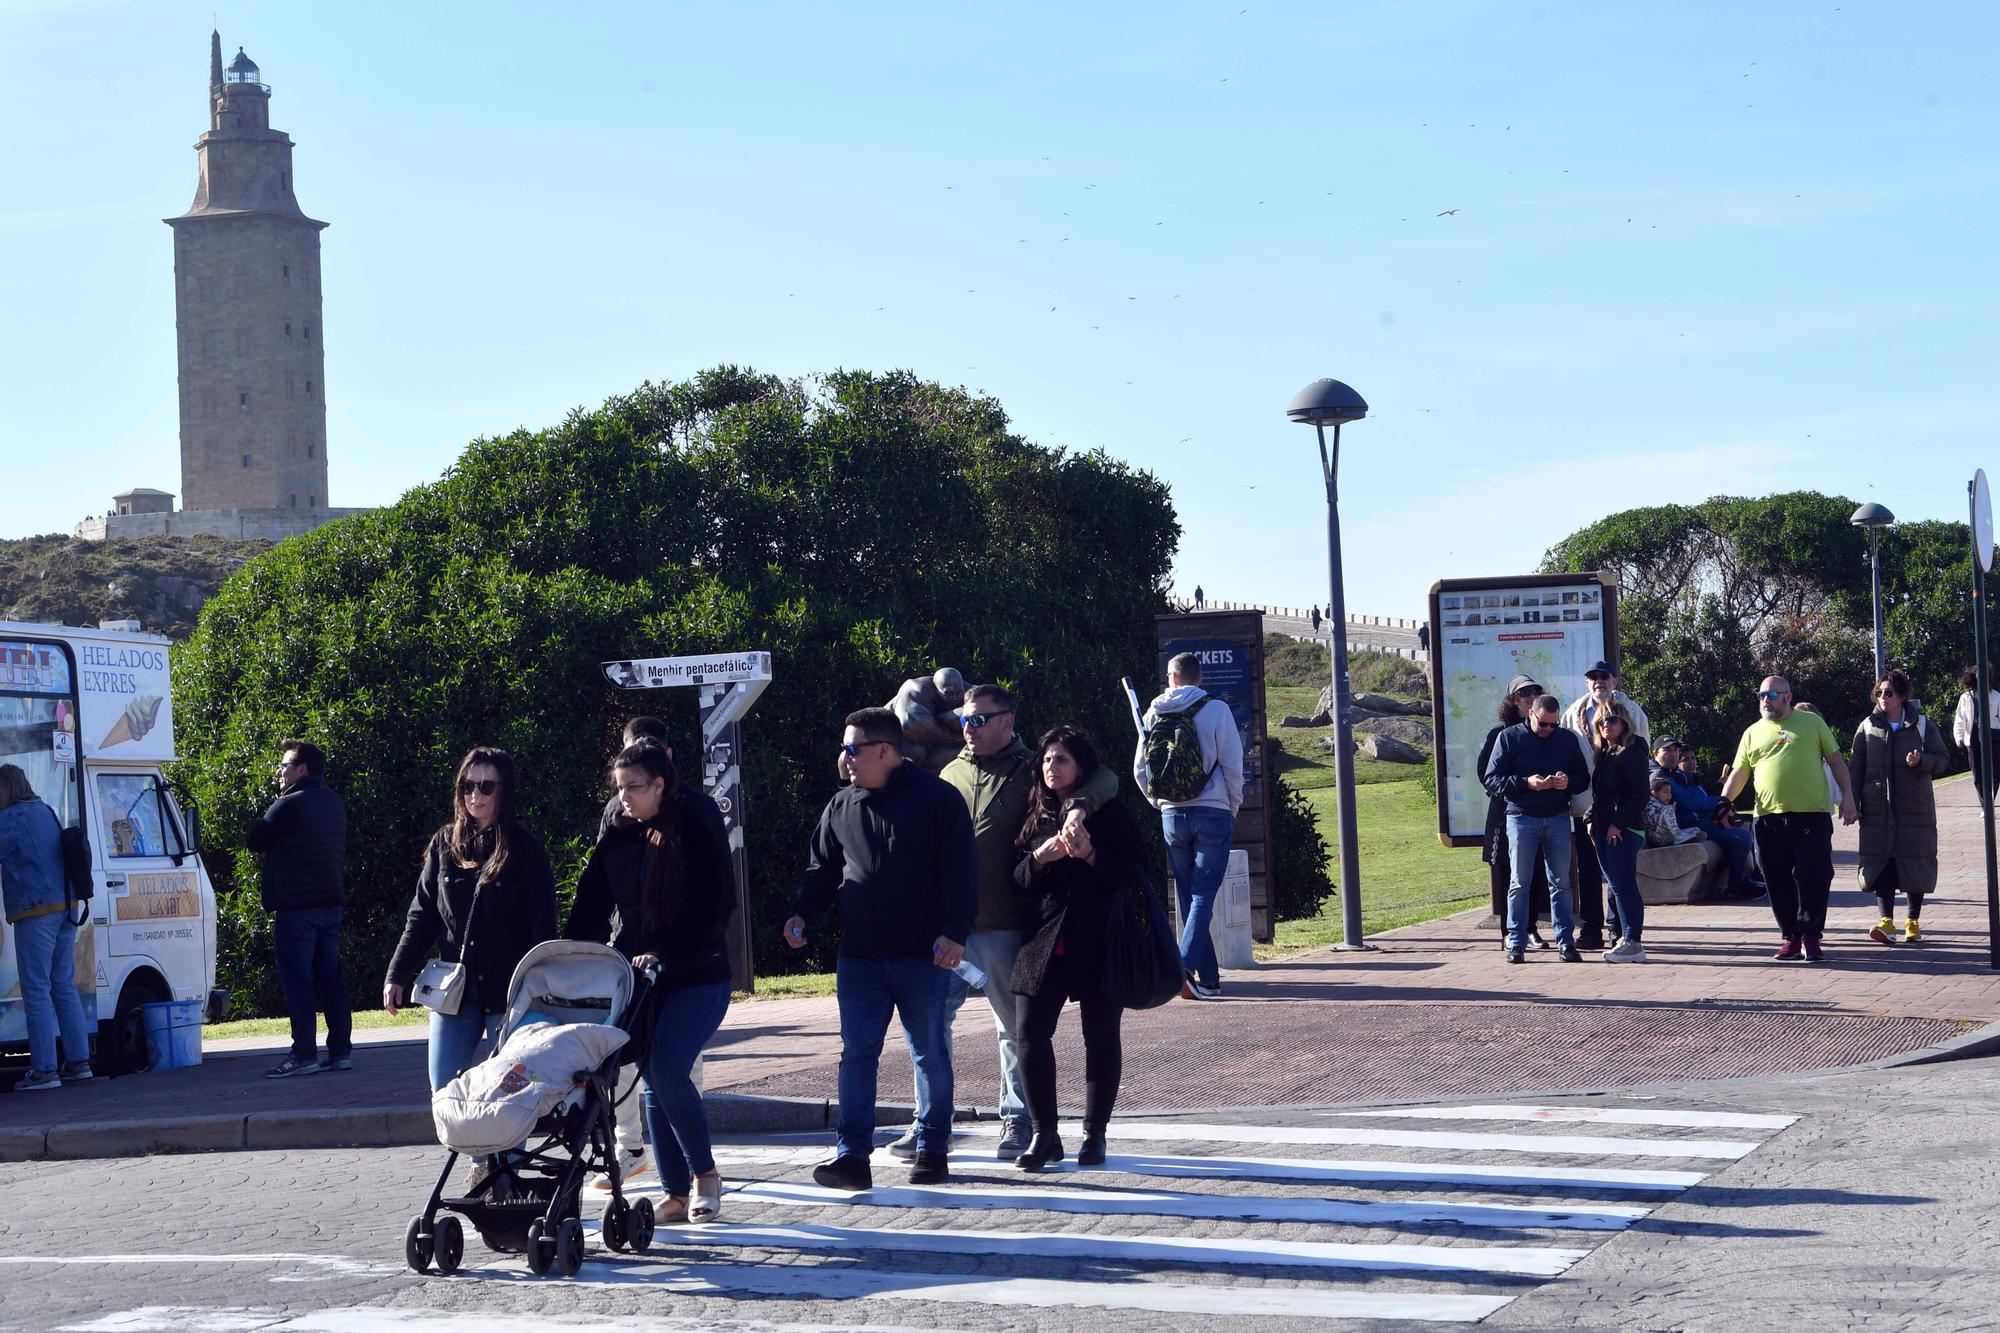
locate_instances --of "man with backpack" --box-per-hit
[1133,652,1244,1000]
[246,739,352,1078]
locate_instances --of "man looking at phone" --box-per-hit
[1484,695,1592,963]
[785,708,978,1190]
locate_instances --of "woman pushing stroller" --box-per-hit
[565,740,737,1225]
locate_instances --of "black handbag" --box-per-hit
[1099,863,1184,1010]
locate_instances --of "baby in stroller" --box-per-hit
[405,939,660,1278]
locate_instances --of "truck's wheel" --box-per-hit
[99,975,167,1075]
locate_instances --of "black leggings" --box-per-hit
[1874,863,1925,919]
[1016,952,1124,1135]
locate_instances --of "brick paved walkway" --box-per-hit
[6,782,1997,1146]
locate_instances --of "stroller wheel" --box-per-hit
[556,1218,586,1278]
[525,1218,555,1277]
[602,1198,630,1252]
[629,1197,655,1254]
[403,1215,433,1273]
[433,1214,465,1276]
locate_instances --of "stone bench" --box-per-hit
[1635,840,1729,904]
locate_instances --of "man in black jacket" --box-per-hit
[785,707,977,1191]
[1483,696,1591,964]
[246,739,352,1077]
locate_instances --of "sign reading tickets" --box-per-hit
[114,870,202,922]
[76,636,175,763]
[1429,573,1618,846]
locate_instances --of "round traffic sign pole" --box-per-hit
[1973,471,1999,969]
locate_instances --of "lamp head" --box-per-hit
[1850,502,1896,529]
[1286,378,1369,427]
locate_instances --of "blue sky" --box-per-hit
[4,1,1997,618]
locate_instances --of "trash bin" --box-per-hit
[140,998,203,1071]
[1210,849,1256,969]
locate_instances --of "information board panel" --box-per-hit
[1429,573,1618,846]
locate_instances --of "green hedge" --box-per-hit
[171,368,1182,1014]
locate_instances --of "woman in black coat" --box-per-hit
[384,747,559,1091]
[566,741,736,1225]
[1587,712,1653,962]
[1010,725,1145,1172]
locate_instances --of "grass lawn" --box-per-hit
[1261,677,1485,955]
[1258,779,1487,955]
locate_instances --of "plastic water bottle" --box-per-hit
[951,957,987,989]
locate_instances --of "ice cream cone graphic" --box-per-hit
[101,694,164,748]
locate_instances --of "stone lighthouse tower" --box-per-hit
[166,32,329,513]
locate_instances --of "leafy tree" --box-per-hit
[1543,492,1991,773]
[172,368,1182,1013]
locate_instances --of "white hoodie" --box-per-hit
[1133,685,1245,815]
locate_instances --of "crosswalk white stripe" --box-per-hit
[1331,1104,1799,1130]
[563,1261,1515,1323]
[937,1120,1760,1159]
[655,1221,1590,1277]
[730,1179,1649,1230]
[709,1145,1709,1191]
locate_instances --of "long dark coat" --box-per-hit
[1009,797,1147,1000]
[1851,708,1950,895]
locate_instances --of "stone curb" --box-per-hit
[0,1093,913,1164]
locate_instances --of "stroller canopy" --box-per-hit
[500,940,637,1038]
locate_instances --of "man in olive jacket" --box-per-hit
[245,739,351,1078]
[881,684,1116,1161]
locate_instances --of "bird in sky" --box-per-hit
[1436,209,1460,217]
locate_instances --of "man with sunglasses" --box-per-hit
[245,739,352,1078]
[786,708,978,1190]
[1721,676,1857,962]
[872,685,1118,1162]
[1484,695,1592,962]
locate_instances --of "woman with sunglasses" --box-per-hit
[1852,669,1949,944]
[567,741,736,1224]
[384,747,559,1092]
[1010,725,1145,1171]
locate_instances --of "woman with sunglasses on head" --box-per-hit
[1852,669,1949,944]
[1010,725,1145,1171]
[385,748,559,1094]
[566,741,736,1224]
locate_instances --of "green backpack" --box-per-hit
[1144,695,1220,802]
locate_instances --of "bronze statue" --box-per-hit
[888,667,967,772]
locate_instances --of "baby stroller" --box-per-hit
[404,940,659,1278]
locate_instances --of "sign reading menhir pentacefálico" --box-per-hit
[600,652,772,691]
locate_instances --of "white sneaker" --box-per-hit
[591,1151,652,1192]
[1603,938,1648,963]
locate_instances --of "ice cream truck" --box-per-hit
[0,620,224,1071]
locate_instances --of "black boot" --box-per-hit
[1077,1126,1107,1167]
[1016,1132,1066,1172]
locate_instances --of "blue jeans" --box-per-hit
[427,1003,502,1092]
[1702,820,1754,888]
[1593,826,1644,944]
[931,928,1027,1124]
[16,910,89,1075]
[835,955,951,1160]
[273,907,352,1062]
[1163,805,1234,988]
[642,981,731,1197]
[1505,813,1576,950]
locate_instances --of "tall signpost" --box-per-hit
[1971,473,1998,970]
[601,650,772,991]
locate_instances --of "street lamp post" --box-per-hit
[1851,502,1896,680]
[1288,377,1371,951]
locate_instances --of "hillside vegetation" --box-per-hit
[0,534,268,639]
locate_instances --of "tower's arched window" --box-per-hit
[284,321,291,337]
[306,381,314,396]
[239,392,250,407]
[241,454,252,469]
[290,494,297,508]
[308,494,317,507]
